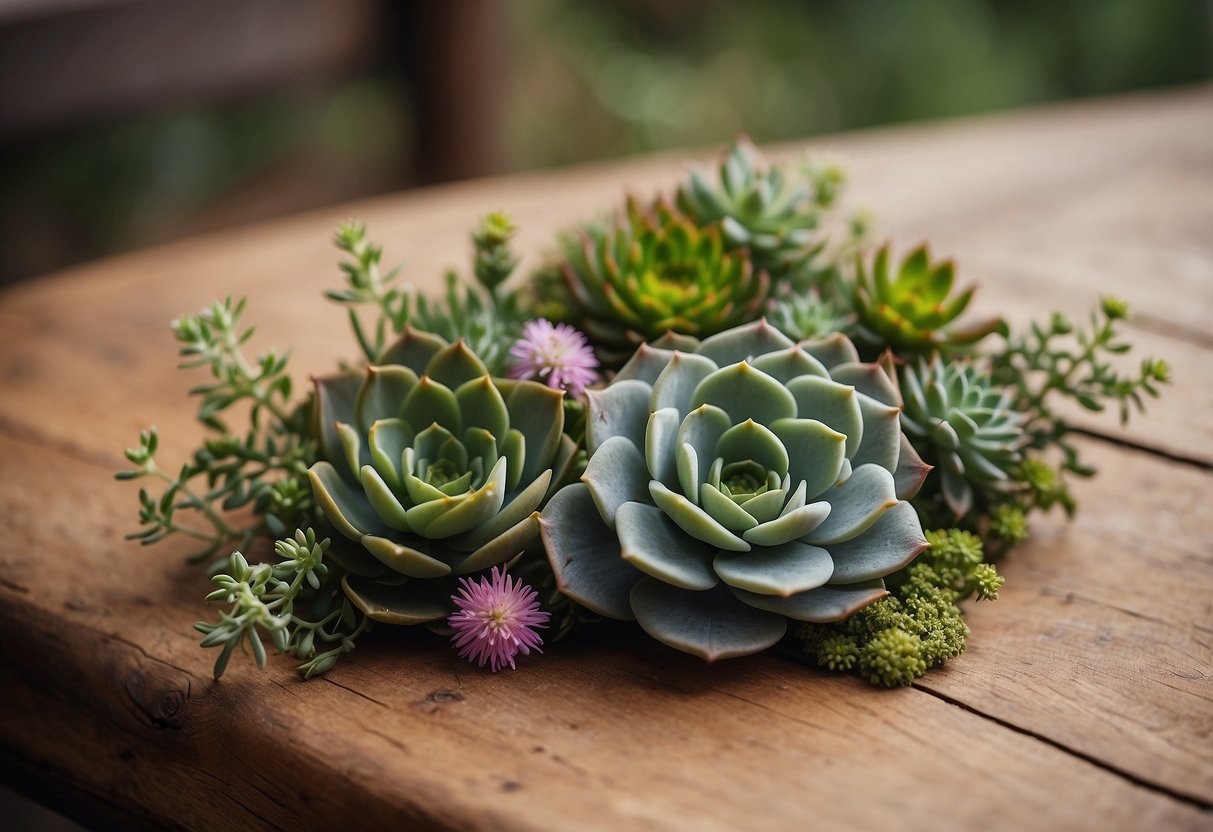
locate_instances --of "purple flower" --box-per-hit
[448,567,550,672]
[507,319,599,397]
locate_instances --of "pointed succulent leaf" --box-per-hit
[630,580,787,661]
[359,465,411,531]
[452,511,541,575]
[309,461,390,540]
[689,362,796,426]
[505,380,566,485]
[695,320,793,366]
[700,483,760,532]
[851,392,902,472]
[829,362,901,408]
[424,340,489,390]
[741,501,831,547]
[616,501,718,590]
[714,540,833,596]
[452,469,551,553]
[455,376,509,441]
[586,379,651,454]
[342,574,449,625]
[583,435,651,528]
[645,407,682,487]
[650,481,749,552]
[614,343,677,384]
[314,372,362,470]
[402,377,461,435]
[730,579,887,622]
[768,417,846,500]
[378,326,447,373]
[539,484,638,620]
[799,332,860,370]
[784,376,863,458]
[651,351,718,416]
[807,464,898,545]
[361,535,452,578]
[826,501,928,584]
[892,433,932,500]
[750,347,828,383]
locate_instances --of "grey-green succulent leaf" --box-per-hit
[540,320,927,660]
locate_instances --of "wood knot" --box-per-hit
[425,690,464,704]
[126,673,190,730]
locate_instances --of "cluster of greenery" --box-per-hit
[118,142,1167,686]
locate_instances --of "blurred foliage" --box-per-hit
[502,0,1211,166]
[1,0,1208,282]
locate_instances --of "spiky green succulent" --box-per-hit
[901,355,1028,517]
[853,245,1005,354]
[308,328,578,625]
[678,140,821,276]
[562,199,770,365]
[540,320,932,660]
[767,287,856,341]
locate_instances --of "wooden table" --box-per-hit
[1,87,1210,831]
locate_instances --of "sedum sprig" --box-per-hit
[327,215,527,372]
[117,298,316,564]
[992,296,1170,478]
[195,529,369,679]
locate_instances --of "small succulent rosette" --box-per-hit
[308,328,578,626]
[900,354,1029,517]
[853,245,1006,354]
[562,199,769,366]
[540,320,932,660]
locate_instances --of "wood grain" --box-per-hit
[1,87,1211,830]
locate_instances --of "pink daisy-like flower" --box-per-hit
[448,567,550,672]
[507,319,599,397]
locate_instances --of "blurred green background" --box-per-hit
[1,0,1209,283]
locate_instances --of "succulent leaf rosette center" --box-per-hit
[540,320,931,660]
[307,328,577,627]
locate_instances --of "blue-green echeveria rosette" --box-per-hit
[309,327,578,626]
[540,320,932,660]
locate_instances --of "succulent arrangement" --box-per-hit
[119,140,1168,688]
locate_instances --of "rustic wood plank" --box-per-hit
[1,88,1212,829]
[919,437,1213,805]
[0,433,1209,831]
[1,87,1209,463]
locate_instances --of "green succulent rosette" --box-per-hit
[308,328,578,625]
[853,244,1006,354]
[540,320,932,660]
[562,199,770,366]
[901,355,1028,517]
[677,140,820,276]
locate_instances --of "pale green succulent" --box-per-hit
[901,355,1028,517]
[540,320,931,660]
[677,140,821,276]
[308,328,577,625]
